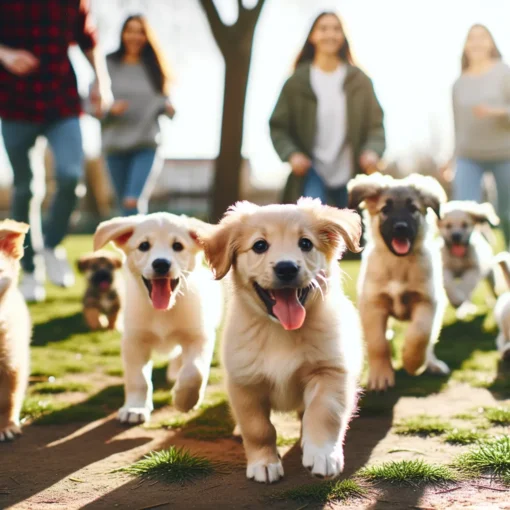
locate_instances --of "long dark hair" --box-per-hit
[110,14,172,95]
[461,23,502,71]
[294,12,354,69]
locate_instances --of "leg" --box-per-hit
[302,167,328,204]
[359,301,393,391]
[301,369,357,478]
[0,369,25,441]
[452,158,484,202]
[228,380,282,483]
[490,160,510,247]
[106,152,131,213]
[83,307,103,330]
[1,120,43,274]
[118,335,153,424]
[445,268,480,308]
[123,148,158,215]
[107,308,120,330]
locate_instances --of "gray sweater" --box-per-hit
[101,57,168,154]
[453,61,510,161]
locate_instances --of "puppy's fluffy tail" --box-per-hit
[494,252,510,290]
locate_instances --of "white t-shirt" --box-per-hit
[310,64,353,187]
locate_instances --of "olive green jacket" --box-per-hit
[269,63,386,203]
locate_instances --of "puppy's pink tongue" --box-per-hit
[391,238,411,255]
[451,244,467,257]
[151,279,171,310]
[272,288,306,331]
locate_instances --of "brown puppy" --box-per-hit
[348,172,449,392]
[77,250,123,331]
[0,220,31,442]
[199,199,363,483]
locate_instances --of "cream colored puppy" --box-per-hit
[0,220,31,442]
[94,213,221,424]
[494,252,510,361]
[199,199,363,483]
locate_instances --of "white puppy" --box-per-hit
[94,213,222,424]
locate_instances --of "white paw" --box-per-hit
[426,357,450,375]
[246,458,284,483]
[0,423,22,442]
[302,441,344,478]
[456,302,478,320]
[117,406,151,424]
[367,361,395,391]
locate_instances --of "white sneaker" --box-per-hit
[42,247,75,288]
[19,272,46,303]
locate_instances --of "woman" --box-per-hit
[101,14,175,215]
[270,12,385,207]
[452,24,510,245]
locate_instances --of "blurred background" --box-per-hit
[1,0,509,228]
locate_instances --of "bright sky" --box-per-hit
[1,0,510,188]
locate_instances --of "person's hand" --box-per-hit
[0,48,39,76]
[289,152,312,176]
[165,101,176,119]
[359,150,380,174]
[109,100,129,116]
[90,79,114,118]
[472,104,506,119]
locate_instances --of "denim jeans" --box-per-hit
[302,167,348,208]
[1,117,83,273]
[453,157,510,245]
[106,148,159,216]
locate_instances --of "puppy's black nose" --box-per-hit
[152,258,171,275]
[393,222,409,237]
[274,261,299,282]
[451,232,462,244]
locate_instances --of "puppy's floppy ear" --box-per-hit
[469,202,500,227]
[0,220,29,260]
[94,217,142,251]
[185,217,218,252]
[407,174,447,218]
[76,254,91,273]
[347,172,388,210]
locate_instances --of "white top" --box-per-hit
[310,64,352,187]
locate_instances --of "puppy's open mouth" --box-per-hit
[449,243,467,258]
[142,277,180,310]
[253,282,310,331]
[390,237,412,256]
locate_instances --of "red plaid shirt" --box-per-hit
[0,0,97,122]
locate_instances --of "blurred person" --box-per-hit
[100,14,175,216]
[0,0,112,302]
[270,11,386,207]
[452,24,510,246]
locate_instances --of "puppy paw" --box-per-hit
[0,423,21,442]
[117,406,151,424]
[172,385,201,413]
[455,302,478,320]
[246,458,284,483]
[302,441,344,479]
[426,356,450,375]
[367,361,395,391]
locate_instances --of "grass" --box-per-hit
[359,460,457,486]
[276,435,299,447]
[118,446,214,483]
[271,479,366,504]
[443,428,488,445]
[484,406,510,426]
[455,436,510,480]
[394,415,452,437]
[31,381,91,394]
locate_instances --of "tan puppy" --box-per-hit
[494,252,510,361]
[439,201,500,308]
[77,250,123,331]
[94,213,222,423]
[348,173,449,392]
[199,199,363,483]
[0,220,31,442]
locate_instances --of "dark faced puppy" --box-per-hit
[77,250,123,330]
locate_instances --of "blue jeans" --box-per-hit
[1,117,83,273]
[303,167,348,208]
[453,157,510,245]
[106,148,159,215]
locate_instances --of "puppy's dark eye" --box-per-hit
[252,239,269,254]
[381,202,392,215]
[298,237,313,252]
[445,223,452,230]
[173,241,184,252]
[408,203,418,213]
[138,241,150,252]
[90,264,99,272]
[461,222,468,229]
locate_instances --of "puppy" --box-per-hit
[199,199,364,483]
[94,213,221,423]
[0,220,31,442]
[77,250,123,331]
[348,172,449,392]
[438,201,500,309]
[494,252,510,361]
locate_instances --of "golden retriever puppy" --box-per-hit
[0,220,31,442]
[77,250,123,331]
[438,201,500,309]
[94,213,222,423]
[494,252,510,361]
[348,173,449,392]
[199,199,363,483]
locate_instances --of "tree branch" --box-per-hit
[199,0,228,49]
[237,0,266,31]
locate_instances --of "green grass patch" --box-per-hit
[394,415,452,437]
[271,479,366,504]
[359,460,457,486]
[455,436,510,480]
[443,428,488,445]
[276,436,298,447]
[484,406,510,426]
[118,446,214,483]
[31,381,91,394]
[182,400,234,440]
[21,396,68,421]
